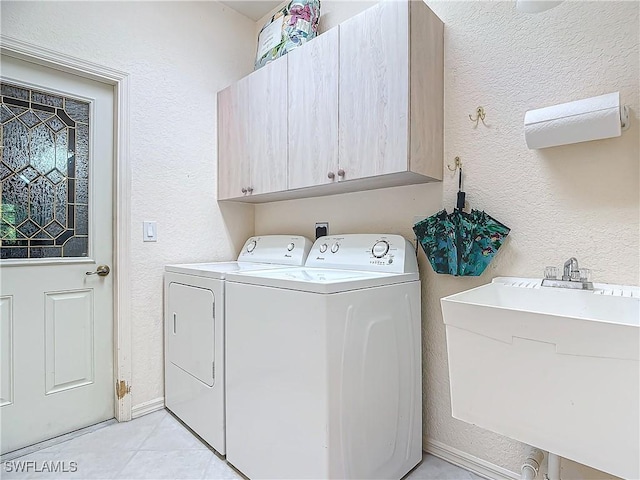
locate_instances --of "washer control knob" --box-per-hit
[246,240,257,253]
[287,242,295,251]
[330,243,340,253]
[372,240,389,258]
[319,244,328,253]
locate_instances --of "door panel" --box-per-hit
[338,1,409,180]
[218,83,250,200]
[0,55,114,454]
[248,58,288,196]
[0,296,13,407]
[288,28,339,190]
[217,58,287,199]
[45,290,94,394]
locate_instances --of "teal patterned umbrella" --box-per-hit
[413,166,510,276]
[413,209,510,276]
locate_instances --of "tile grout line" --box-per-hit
[107,451,137,480]
[201,454,218,480]
[110,411,169,479]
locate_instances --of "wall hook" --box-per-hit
[469,106,487,127]
[447,156,462,172]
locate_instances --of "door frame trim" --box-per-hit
[1,35,133,421]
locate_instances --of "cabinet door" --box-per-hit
[247,57,288,196]
[218,81,250,200]
[339,1,409,181]
[288,29,339,190]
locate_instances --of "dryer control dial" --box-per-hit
[319,243,328,253]
[287,242,295,251]
[372,240,389,258]
[246,240,257,253]
[330,243,340,253]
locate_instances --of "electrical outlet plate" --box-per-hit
[315,222,328,240]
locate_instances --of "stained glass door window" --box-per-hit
[0,81,89,259]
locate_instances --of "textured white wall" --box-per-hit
[255,1,639,479]
[1,1,257,408]
[4,1,638,478]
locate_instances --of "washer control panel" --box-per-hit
[237,235,313,266]
[305,234,417,274]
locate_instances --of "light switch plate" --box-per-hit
[143,221,157,242]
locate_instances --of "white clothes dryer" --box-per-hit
[163,235,312,455]
[225,234,422,479]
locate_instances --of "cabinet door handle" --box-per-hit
[247,187,254,193]
[241,187,247,194]
[327,171,335,179]
[337,169,345,177]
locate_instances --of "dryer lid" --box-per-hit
[165,261,295,279]
[165,235,313,278]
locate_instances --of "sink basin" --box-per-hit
[441,277,639,479]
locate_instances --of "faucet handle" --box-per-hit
[578,268,591,282]
[544,266,558,279]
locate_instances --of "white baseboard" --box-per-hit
[425,438,520,480]
[131,397,165,419]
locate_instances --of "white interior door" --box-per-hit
[0,54,115,454]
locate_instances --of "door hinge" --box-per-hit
[116,380,131,400]
[212,302,215,319]
[212,362,215,378]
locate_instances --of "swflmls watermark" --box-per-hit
[4,460,78,473]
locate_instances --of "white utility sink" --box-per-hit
[441,277,639,480]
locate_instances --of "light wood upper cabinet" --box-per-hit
[217,57,288,200]
[339,0,443,183]
[218,77,249,201]
[217,0,443,203]
[288,28,339,190]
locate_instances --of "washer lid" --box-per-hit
[226,267,419,294]
[165,262,296,279]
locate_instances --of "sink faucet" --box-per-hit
[542,257,593,290]
[563,257,579,281]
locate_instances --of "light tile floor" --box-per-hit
[2,409,484,480]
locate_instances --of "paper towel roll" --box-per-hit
[524,92,624,149]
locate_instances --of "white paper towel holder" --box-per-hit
[524,92,630,150]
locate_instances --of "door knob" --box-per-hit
[247,187,254,193]
[86,265,110,277]
[327,171,335,179]
[337,169,345,177]
[241,187,247,194]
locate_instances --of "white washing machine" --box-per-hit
[163,235,312,455]
[225,234,422,479]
